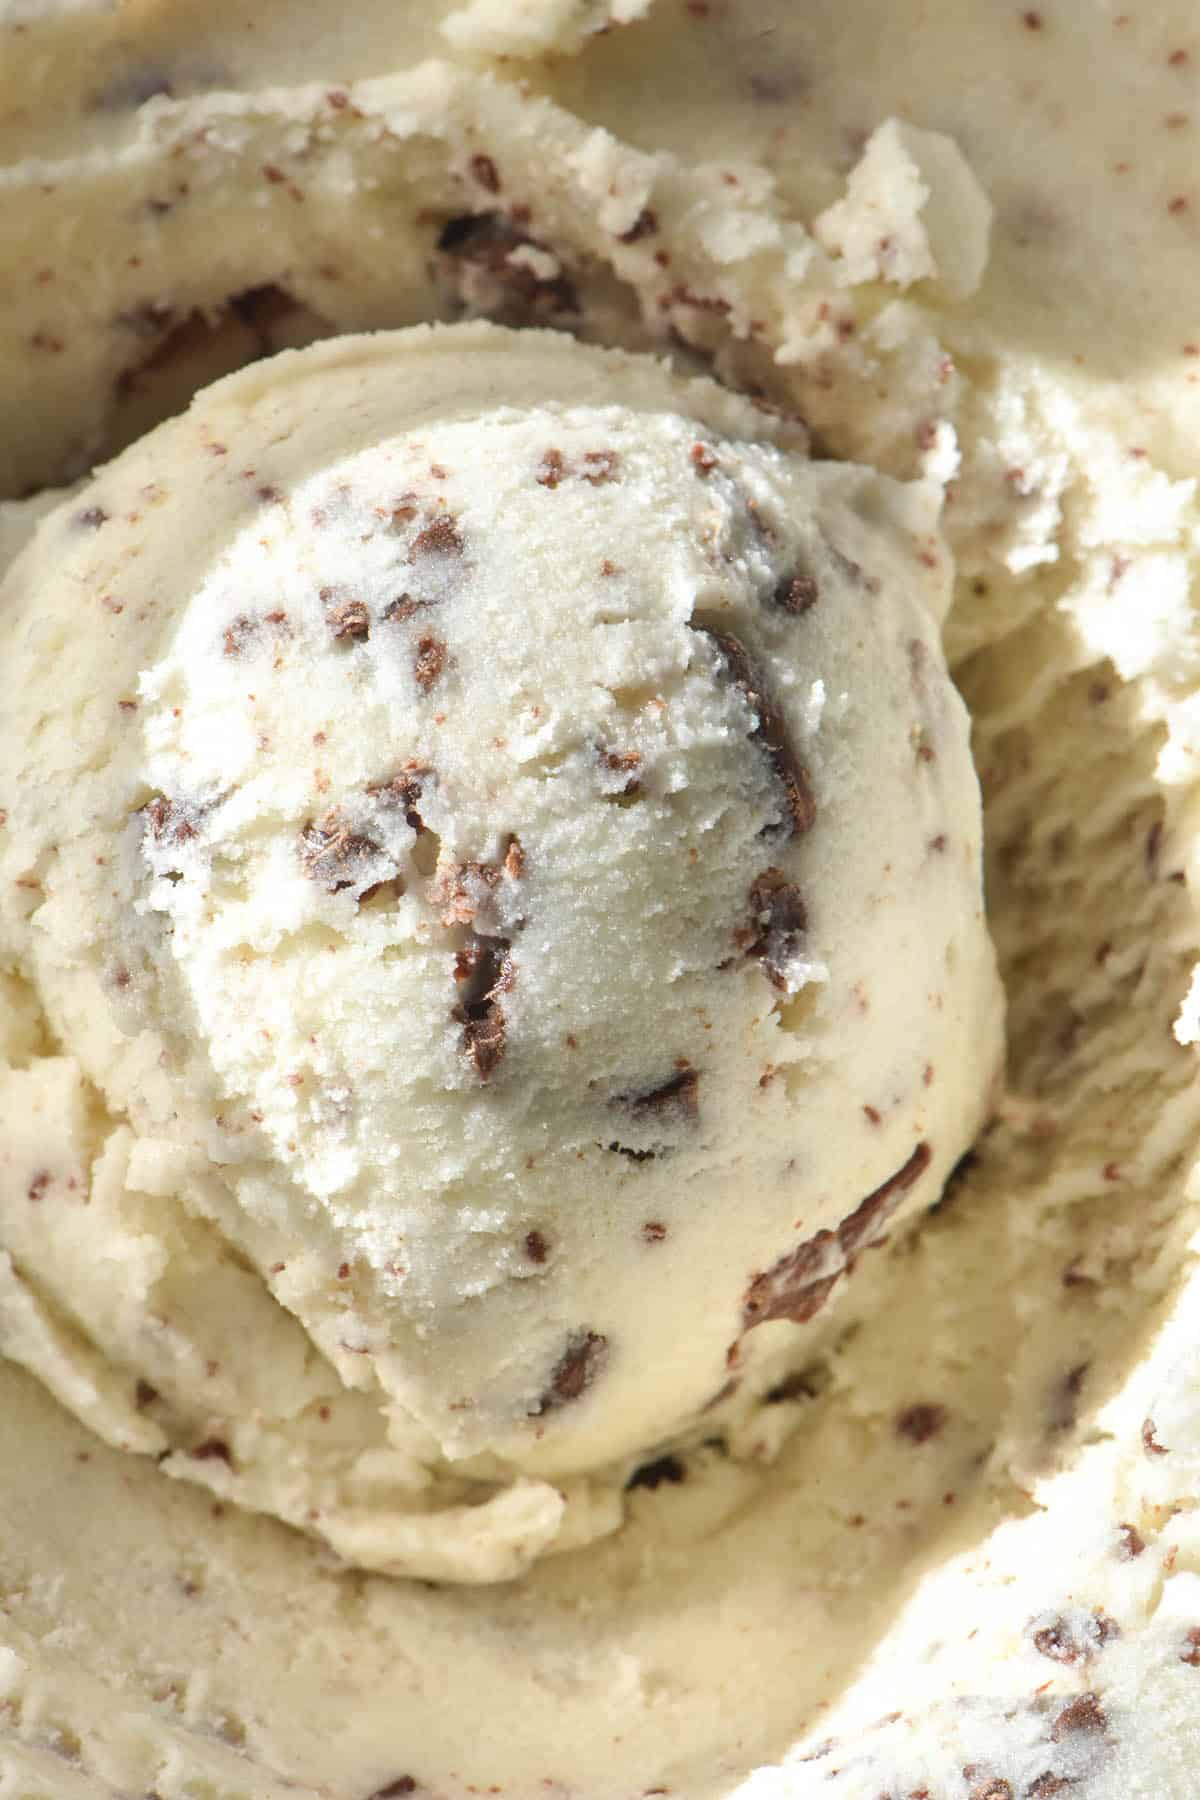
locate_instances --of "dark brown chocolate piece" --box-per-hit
[1032,1612,1119,1665]
[455,941,514,1081]
[413,635,448,693]
[626,1454,686,1491]
[617,1068,699,1126]
[532,1329,608,1414]
[435,214,579,324]
[617,207,659,243]
[1050,1693,1106,1741]
[299,811,381,893]
[694,625,815,836]
[772,570,819,614]
[410,514,464,559]
[741,867,807,990]
[367,767,430,834]
[896,1402,947,1444]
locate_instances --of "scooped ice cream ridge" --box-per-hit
[0,323,1001,1583]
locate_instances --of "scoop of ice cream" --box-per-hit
[0,321,1002,1581]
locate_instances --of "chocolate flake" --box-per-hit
[27,1170,51,1201]
[1050,1693,1106,1741]
[413,635,448,693]
[1181,1627,1200,1666]
[537,449,566,489]
[190,1437,233,1466]
[617,1068,699,1126]
[143,795,203,846]
[617,207,659,243]
[76,505,109,529]
[626,1453,686,1491]
[436,214,579,324]
[641,1220,668,1243]
[299,811,381,893]
[135,1379,160,1409]
[367,767,429,833]
[838,1141,932,1257]
[581,449,620,485]
[324,595,371,642]
[469,153,501,194]
[223,613,258,656]
[1032,1611,1119,1664]
[896,1402,947,1444]
[690,442,718,475]
[455,942,514,1081]
[772,570,819,615]
[410,514,464,558]
[524,1230,548,1264]
[383,593,432,623]
[369,1780,419,1798]
[1142,1416,1169,1456]
[695,626,815,836]
[1026,1778,1071,1799]
[1117,1522,1146,1559]
[741,867,807,990]
[967,1783,1012,1800]
[532,1329,608,1414]
[742,1143,931,1332]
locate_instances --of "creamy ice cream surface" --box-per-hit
[0,323,999,1582]
[4,2,1200,1798]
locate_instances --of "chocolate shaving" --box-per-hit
[76,505,109,529]
[896,1402,947,1444]
[537,449,566,489]
[742,1142,931,1331]
[455,941,514,1081]
[772,570,819,615]
[190,1437,233,1466]
[367,767,430,833]
[436,214,579,324]
[695,626,815,836]
[617,207,659,243]
[413,635,448,693]
[410,514,464,559]
[626,1454,685,1491]
[581,449,620,485]
[369,1780,419,1798]
[325,596,370,642]
[1026,1778,1071,1799]
[1051,1693,1106,1741]
[383,593,432,623]
[741,867,807,990]
[523,1230,549,1264]
[469,153,500,194]
[1032,1612,1119,1665]
[532,1329,608,1414]
[143,795,203,846]
[299,811,381,893]
[616,1068,699,1126]
[838,1140,932,1256]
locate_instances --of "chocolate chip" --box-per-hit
[299,812,381,893]
[581,449,620,485]
[617,207,659,243]
[190,1438,233,1466]
[1026,1777,1071,1798]
[135,1379,160,1409]
[617,1068,700,1126]
[26,1170,50,1201]
[413,635,448,693]
[383,593,432,623]
[626,1454,686,1491]
[968,1782,1012,1800]
[223,613,258,656]
[694,625,815,836]
[524,1230,549,1264]
[1032,1612,1119,1664]
[1142,1416,1169,1456]
[641,1220,668,1243]
[1117,1522,1145,1559]
[690,443,718,475]
[435,214,580,324]
[772,570,819,615]
[1050,1693,1106,1741]
[75,505,109,529]
[410,515,463,558]
[325,596,370,642]
[1180,1627,1200,1666]
[368,1780,419,1798]
[532,1330,608,1414]
[598,746,643,796]
[455,942,514,1081]
[143,795,203,846]
[469,153,500,194]
[537,449,566,489]
[741,867,807,990]
[367,767,430,833]
[896,1403,947,1444]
